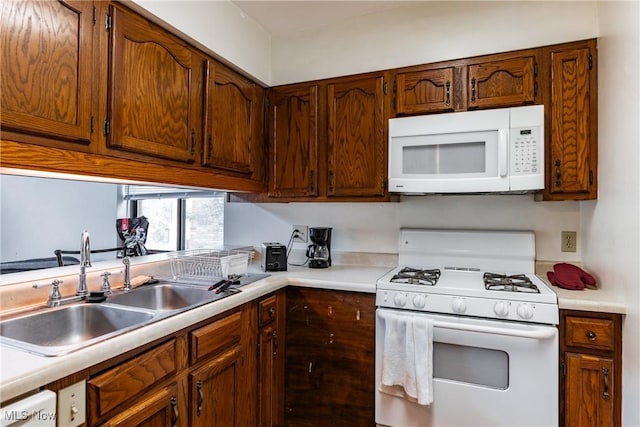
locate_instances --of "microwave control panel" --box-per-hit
[511,126,541,175]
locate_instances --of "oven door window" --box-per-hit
[433,342,508,389]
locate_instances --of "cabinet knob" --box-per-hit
[587,330,597,341]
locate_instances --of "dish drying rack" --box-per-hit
[168,249,254,283]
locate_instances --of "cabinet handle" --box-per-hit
[272,330,278,359]
[445,80,451,106]
[328,171,334,194]
[207,135,213,161]
[269,307,276,318]
[196,380,204,416]
[308,170,315,193]
[170,396,179,427]
[555,159,562,187]
[190,129,196,155]
[587,330,597,341]
[602,367,610,400]
[470,78,476,103]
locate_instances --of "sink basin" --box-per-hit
[107,283,221,311]
[0,304,157,356]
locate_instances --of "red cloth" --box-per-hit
[547,263,596,290]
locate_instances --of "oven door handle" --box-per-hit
[434,320,556,340]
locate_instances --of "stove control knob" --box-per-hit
[493,301,510,317]
[452,297,467,314]
[393,293,407,307]
[517,303,535,320]
[412,294,427,309]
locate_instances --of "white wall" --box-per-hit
[584,2,640,425]
[0,176,120,263]
[130,0,271,84]
[271,1,598,85]
[226,195,582,262]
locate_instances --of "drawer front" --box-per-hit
[565,316,614,351]
[258,295,277,327]
[190,310,242,364]
[88,339,177,420]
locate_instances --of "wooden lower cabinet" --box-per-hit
[560,310,622,427]
[285,287,376,426]
[100,383,179,427]
[189,345,245,426]
[83,303,258,427]
[258,293,286,427]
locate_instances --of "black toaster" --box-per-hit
[261,242,287,272]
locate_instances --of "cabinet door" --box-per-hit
[100,383,179,427]
[468,56,536,109]
[107,5,199,163]
[547,46,596,199]
[189,346,245,427]
[285,287,375,425]
[1,0,94,145]
[258,324,284,427]
[565,353,614,427]
[203,60,261,175]
[268,85,319,198]
[258,293,285,427]
[396,67,455,114]
[327,75,386,197]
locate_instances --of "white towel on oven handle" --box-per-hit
[379,309,434,405]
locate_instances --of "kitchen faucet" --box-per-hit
[77,230,91,296]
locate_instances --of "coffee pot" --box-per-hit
[306,227,332,268]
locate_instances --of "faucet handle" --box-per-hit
[101,271,112,295]
[33,280,63,306]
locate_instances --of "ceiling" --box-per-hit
[231,1,415,35]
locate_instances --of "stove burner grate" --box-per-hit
[483,272,540,293]
[390,267,441,286]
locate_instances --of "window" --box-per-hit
[124,185,226,251]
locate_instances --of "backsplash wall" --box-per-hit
[224,194,581,262]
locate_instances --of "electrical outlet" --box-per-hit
[293,225,308,243]
[561,231,577,252]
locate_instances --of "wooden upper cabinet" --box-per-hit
[468,56,536,109]
[268,84,319,198]
[1,0,94,145]
[467,56,536,108]
[106,5,200,163]
[327,75,386,197]
[396,67,455,115]
[545,43,596,200]
[203,60,262,176]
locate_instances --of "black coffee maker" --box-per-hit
[306,227,332,268]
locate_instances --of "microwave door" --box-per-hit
[389,129,509,193]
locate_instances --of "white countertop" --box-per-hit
[1,263,627,403]
[0,264,392,403]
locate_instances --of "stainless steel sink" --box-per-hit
[0,304,157,356]
[107,283,220,311]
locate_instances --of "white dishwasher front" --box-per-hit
[1,389,56,426]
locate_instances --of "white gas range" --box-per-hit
[375,229,559,427]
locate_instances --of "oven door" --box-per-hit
[375,308,558,427]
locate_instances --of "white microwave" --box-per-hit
[388,105,544,194]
